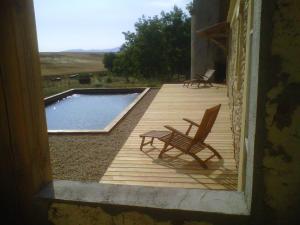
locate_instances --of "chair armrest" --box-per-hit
[182,118,200,127]
[164,125,193,140]
[196,73,206,78]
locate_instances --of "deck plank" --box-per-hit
[99,84,237,190]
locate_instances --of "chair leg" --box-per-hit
[140,137,146,151]
[158,143,174,158]
[150,137,154,146]
[188,152,208,169]
[140,137,156,151]
[204,143,222,159]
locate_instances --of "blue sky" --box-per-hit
[33,0,191,52]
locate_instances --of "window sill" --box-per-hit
[37,180,250,216]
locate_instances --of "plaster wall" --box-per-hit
[47,201,246,225]
[227,1,300,223]
[260,0,300,223]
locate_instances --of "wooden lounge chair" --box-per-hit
[140,104,222,169]
[183,69,215,88]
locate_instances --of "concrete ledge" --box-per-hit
[37,180,250,216]
[45,88,150,134]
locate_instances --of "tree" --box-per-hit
[109,5,191,80]
[103,52,116,71]
[161,6,191,79]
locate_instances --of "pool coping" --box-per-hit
[45,87,150,134]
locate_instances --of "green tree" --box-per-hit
[103,52,116,71]
[110,5,191,81]
[161,6,191,79]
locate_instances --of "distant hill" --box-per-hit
[62,47,120,53]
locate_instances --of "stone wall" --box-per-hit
[227,0,249,164]
[259,0,300,223]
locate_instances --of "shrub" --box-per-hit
[106,77,112,83]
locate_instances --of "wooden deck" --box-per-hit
[100,84,237,190]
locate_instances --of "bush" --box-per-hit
[94,83,103,87]
[77,73,92,84]
[106,77,112,83]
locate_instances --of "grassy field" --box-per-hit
[42,72,163,97]
[39,52,185,97]
[40,52,105,76]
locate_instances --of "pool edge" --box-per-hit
[46,87,150,134]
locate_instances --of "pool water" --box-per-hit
[45,93,139,130]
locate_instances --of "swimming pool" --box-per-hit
[45,88,149,133]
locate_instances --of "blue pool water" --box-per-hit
[45,93,139,130]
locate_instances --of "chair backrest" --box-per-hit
[191,104,221,145]
[203,69,215,81]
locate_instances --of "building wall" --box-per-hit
[191,0,229,80]
[227,0,250,164]
[227,0,300,223]
[259,0,300,223]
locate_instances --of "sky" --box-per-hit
[33,0,191,52]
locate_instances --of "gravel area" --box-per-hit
[48,89,158,181]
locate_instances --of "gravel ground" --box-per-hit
[48,89,158,181]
